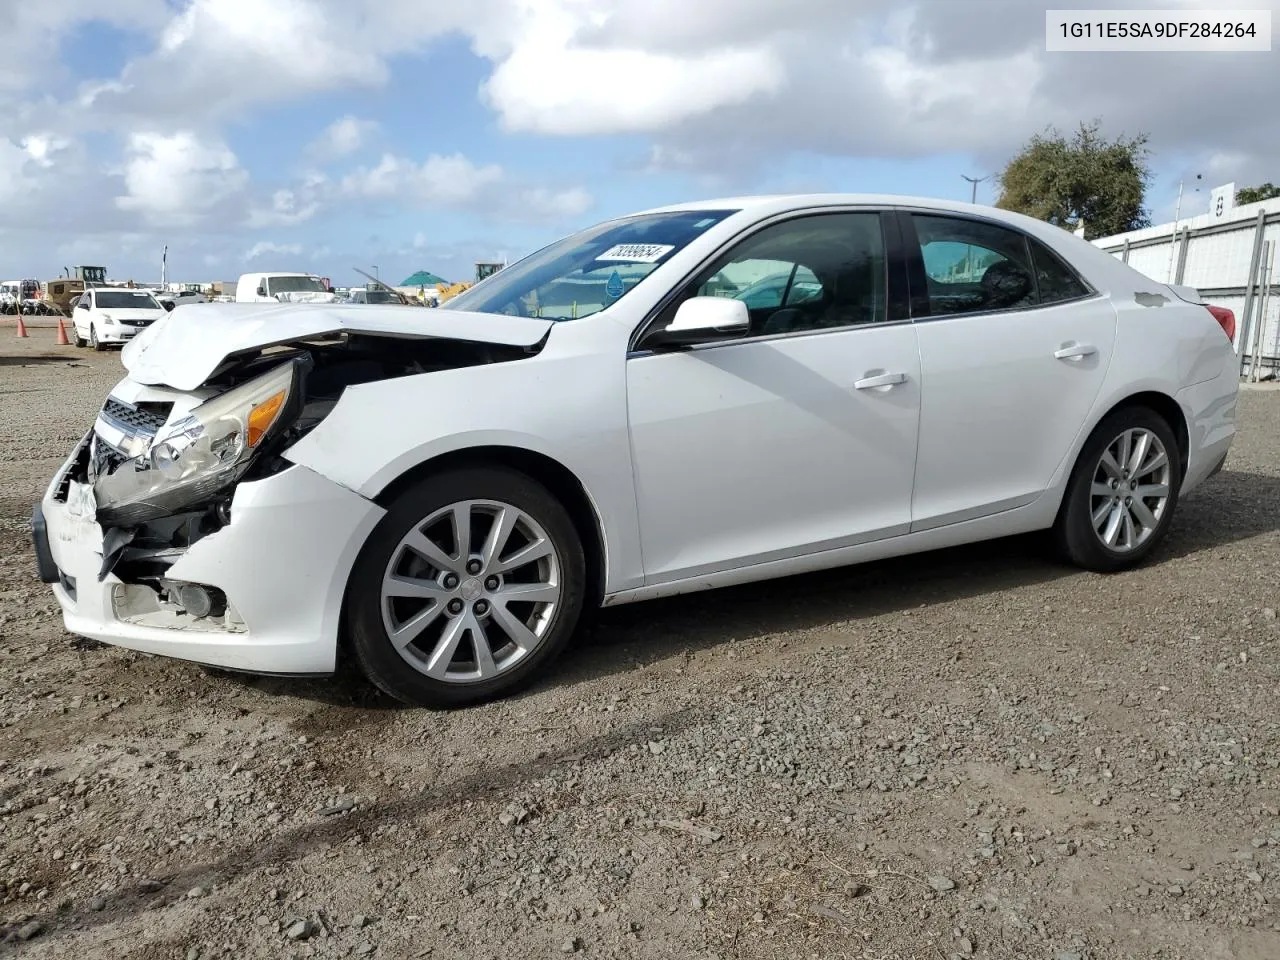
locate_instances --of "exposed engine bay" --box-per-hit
[58,332,540,622]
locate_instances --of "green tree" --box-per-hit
[1237,183,1280,205]
[995,120,1152,239]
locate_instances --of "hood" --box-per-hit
[120,301,554,391]
[274,290,340,303]
[99,308,164,320]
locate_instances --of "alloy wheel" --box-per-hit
[380,499,561,683]
[1089,427,1172,553]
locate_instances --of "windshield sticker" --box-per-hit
[693,218,716,229]
[595,243,675,263]
[605,271,625,300]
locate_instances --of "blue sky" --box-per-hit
[0,0,1275,288]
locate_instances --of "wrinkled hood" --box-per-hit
[121,301,554,391]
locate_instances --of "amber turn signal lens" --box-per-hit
[246,390,287,448]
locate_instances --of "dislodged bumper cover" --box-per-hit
[41,461,385,674]
[121,302,555,391]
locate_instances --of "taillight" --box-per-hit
[1206,305,1235,342]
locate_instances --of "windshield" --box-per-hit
[267,275,327,295]
[441,209,737,319]
[96,291,161,310]
[364,289,394,303]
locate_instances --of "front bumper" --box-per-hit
[37,447,384,675]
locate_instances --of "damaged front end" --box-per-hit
[63,331,540,624]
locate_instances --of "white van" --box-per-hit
[235,272,340,304]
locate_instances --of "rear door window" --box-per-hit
[911,214,1037,316]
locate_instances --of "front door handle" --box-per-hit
[1054,343,1097,361]
[854,371,907,389]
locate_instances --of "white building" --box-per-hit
[1091,190,1280,380]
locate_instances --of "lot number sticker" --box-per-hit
[595,243,674,263]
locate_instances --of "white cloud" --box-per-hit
[0,1,170,94]
[481,42,784,136]
[516,186,594,221]
[340,153,504,204]
[247,186,323,228]
[336,151,593,224]
[0,139,31,201]
[308,115,379,160]
[21,134,71,168]
[244,241,303,261]
[115,131,249,226]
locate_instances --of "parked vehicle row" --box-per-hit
[32,194,1239,708]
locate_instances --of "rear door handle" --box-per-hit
[1054,343,1097,361]
[854,371,907,389]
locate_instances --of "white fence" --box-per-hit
[1092,196,1280,379]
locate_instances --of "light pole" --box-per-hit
[961,174,990,205]
[961,175,990,279]
[1165,174,1202,283]
[372,265,379,285]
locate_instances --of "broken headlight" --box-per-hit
[95,360,299,525]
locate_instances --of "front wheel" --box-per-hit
[90,324,105,352]
[73,325,86,348]
[345,466,586,708]
[1053,406,1182,572]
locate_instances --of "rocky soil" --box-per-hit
[2,332,1280,960]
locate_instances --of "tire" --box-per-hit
[1053,405,1182,572]
[73,326,86,348]
[346,466,586,708]
[90,324,105,352]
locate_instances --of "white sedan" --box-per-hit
[32,195,1239,707]
[72,288,167,350]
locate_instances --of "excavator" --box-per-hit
[433,261,505,305]
[44,266,108,314]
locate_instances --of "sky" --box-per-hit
[0,0,1276,288]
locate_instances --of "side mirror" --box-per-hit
[256,285,267,297]
[645,296,750,349]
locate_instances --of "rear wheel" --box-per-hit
[346,466,586,708]
[1053,406,1181,572]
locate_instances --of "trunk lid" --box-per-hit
[121,302,554,391]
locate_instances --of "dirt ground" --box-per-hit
[2,328,1280,960]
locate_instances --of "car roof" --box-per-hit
[627,192,1164,299]
[634,193,1000,217]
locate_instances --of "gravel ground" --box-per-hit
[3,333,1280,960]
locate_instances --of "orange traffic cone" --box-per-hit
[55,316,70,345]
[15,312,28,337]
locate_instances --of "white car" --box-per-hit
[157,291,208,312]
[72,288,166,350]
[32,194,1239,707]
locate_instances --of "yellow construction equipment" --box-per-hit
[435,281,471,303]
